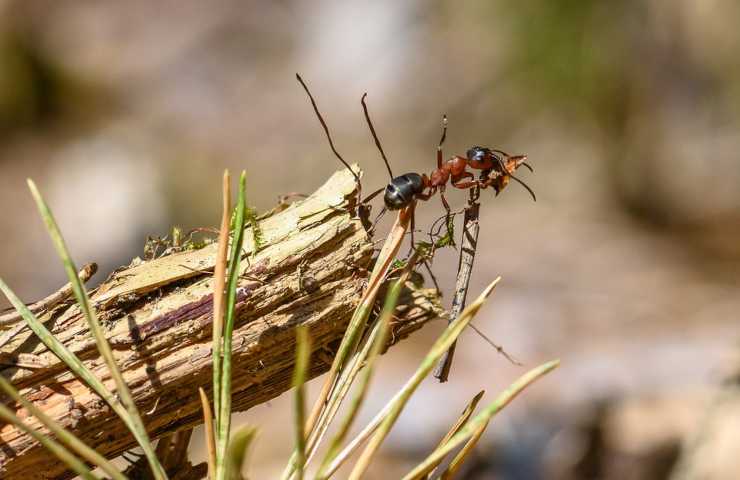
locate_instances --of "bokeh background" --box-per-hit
[1,1,740,478]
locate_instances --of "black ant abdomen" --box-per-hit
[384,173,425,210]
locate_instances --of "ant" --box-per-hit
[295,75,525,369]
[381,127,536,213]
[294,73,534,226]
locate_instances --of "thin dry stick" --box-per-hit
[0,263,97,329]
[434,189,480,382]
[160,428,194,474]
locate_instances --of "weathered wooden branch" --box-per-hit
[0,168,443,479]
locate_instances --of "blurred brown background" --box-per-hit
[1,1,739,479]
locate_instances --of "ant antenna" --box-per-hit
[361,93,394,179]
[510,174,537,202]
[438,115,448,149]
[493,155,537,202]
[295,74,361,188]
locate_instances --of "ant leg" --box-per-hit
[360,186,386,232]
[436,115,448,168]
[451,180,479,190]
[415,190,434,201]
[371,206,387,233]
[410,208,416,251]
[439,190,451,214]
[362,187,384,204]
[450,171,475,189]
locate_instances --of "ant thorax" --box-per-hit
[429,168,450,187]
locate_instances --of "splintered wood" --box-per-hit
[0,167,443,479]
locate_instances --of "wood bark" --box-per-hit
[0,168,443,479]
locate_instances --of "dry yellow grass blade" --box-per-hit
[440,418,489,479]
[425,390,485,479]
[212,170,231,424]
[199,387,217,480]
[401,360,560,480]
[348,279,501,480]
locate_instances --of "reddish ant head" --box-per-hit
[491,154,536,201]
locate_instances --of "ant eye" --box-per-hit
[466,147,487,163]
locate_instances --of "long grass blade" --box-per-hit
[439,418,489,479]
[303,203,414,437]
[425,390,485,479]
[278,204,414,480]
[216,171,248,480]
[321,393,394,478]
[292,326,311,480]
[348,278,502,480]
[226,426,258,480]
[0,280,161,470]
[0,263,96,350]
[296,253,420,480]
[199,387,218,480]
[0,403,99,480]
[315,264,412,479]
[27,179,166,480]
[401,360,560,480]
[212,170,232,430]
[0,376,125,480]
[323,319,480,479]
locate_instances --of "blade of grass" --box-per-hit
[282,204,414,480]
[199,387,217,480]
[0,376,124,480]
[0,262,97,327]
[321,292,480,479]
[216,171,248,480]
[425,390,485,479]
[348,278,502,480]
[321,392,396,478]
[0,403,99,480]
[212,170,232,430]
[400,360,560,480]
[439,418,489,480]
[298,318,377,478]
[226,426,258,480]
[303,204,414,433]
[0,280,163,471]
[299,253,420,479]
[314,275,401,479]
[0,263,96,349]
[27,179,166,480]
[292,326,311,480]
